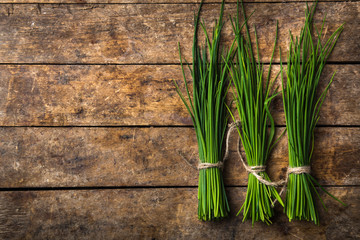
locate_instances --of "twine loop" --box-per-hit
[198,161,224,170]
[287,166,311,175]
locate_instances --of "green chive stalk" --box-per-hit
[174,0,233,221]
[281,1,345,224]
[227,0,284,225]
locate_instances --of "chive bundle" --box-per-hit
[227,0,284,225]
[281,1,345,224]
[174,0,233,221]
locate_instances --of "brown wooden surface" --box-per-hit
[0,1,345,3]
[0,2,358,64]
[0,64,358,126]
[0,127,359,187]
[0,187,359,239]
[0,0,359,239]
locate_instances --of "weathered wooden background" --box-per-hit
[0,0,359,239]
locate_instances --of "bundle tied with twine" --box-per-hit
[173,0,233,221]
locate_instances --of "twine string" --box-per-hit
[227,121,311,206]
[198,161,224,170]
[178,121,311,206]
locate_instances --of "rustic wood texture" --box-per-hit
[0,187,359,239]
[0,127,358,187]
[0,0,358,239]
[0,0,344,3]
[0,64,358,126]
[0,2,358,64]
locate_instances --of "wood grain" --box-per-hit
[0,127,358,187]
[0,64,358,126]
[0,187,358,239]
[0,0,357,238]
[0,2,357,64]
[0,0,343,3]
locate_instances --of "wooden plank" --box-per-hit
[0,64,358,126]
[0,127,358,187]
[0,2,357,63]
[0,64,192,126]
[0,0,342,3]
[0,187,358,239]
